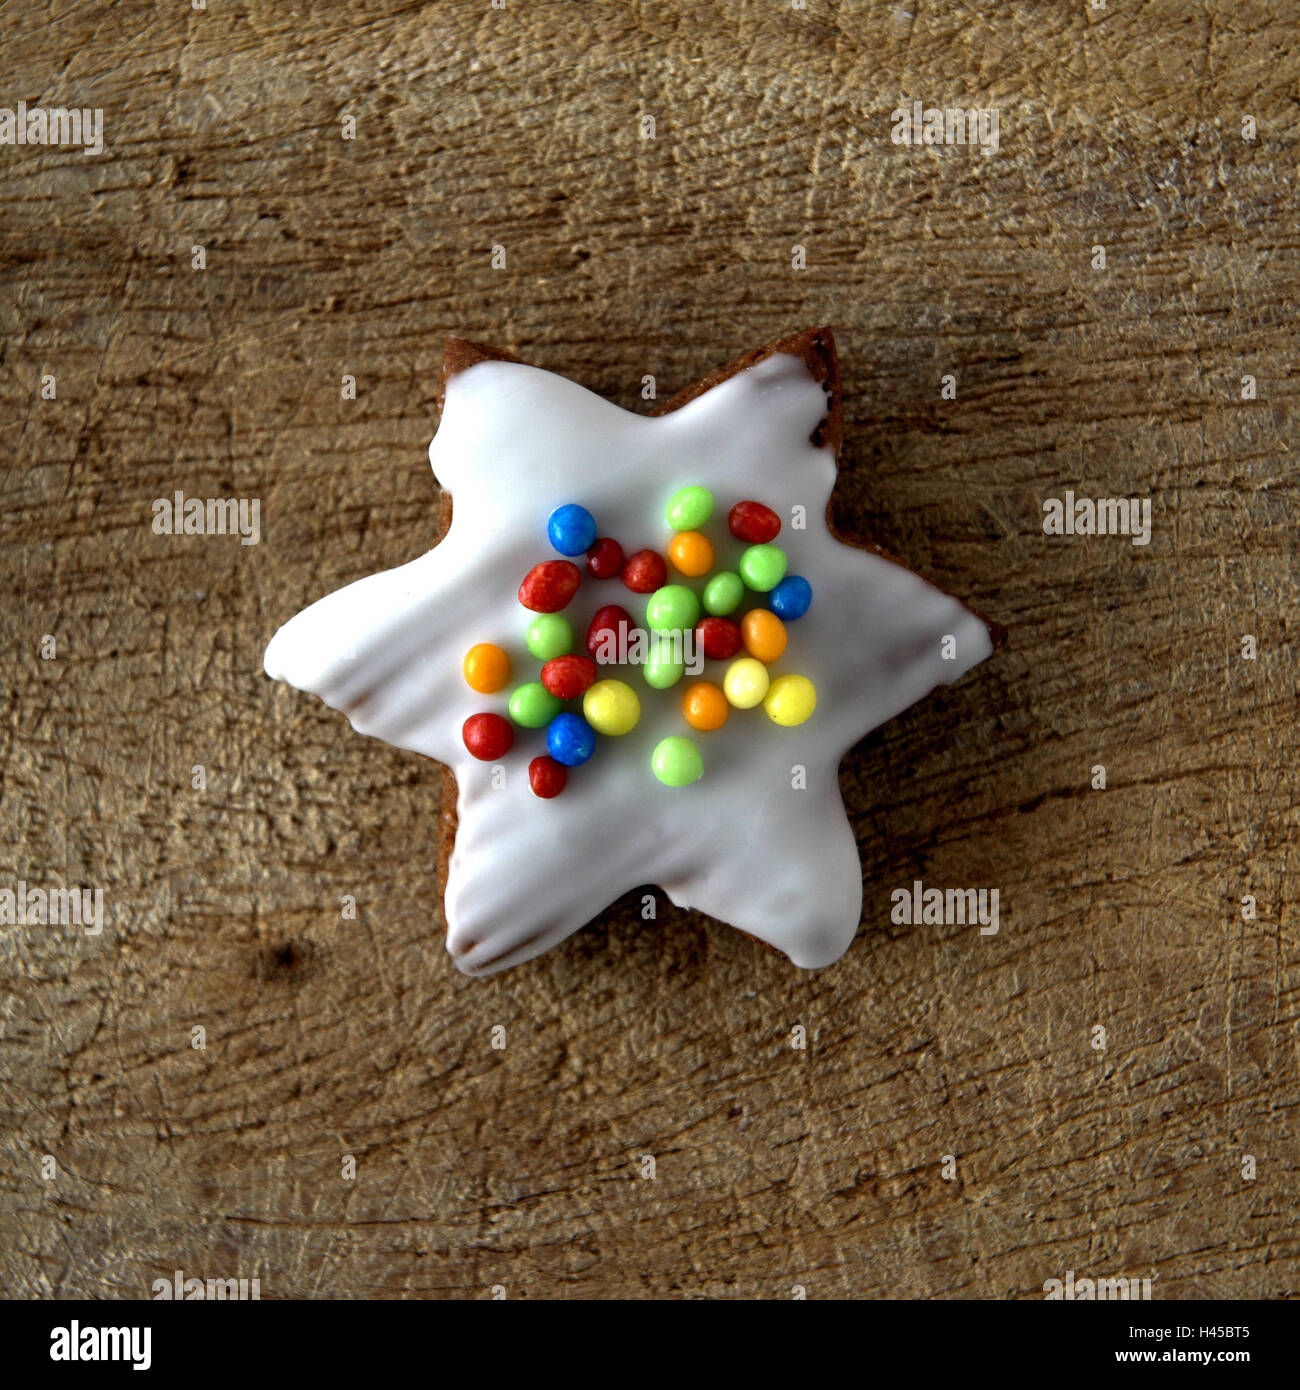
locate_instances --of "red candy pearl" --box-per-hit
[541,654,597,700]
[528,755,568,799]
[462,712,513,761]
[621,549,667,594]
[586,537,624,579]
[518,560,581,612]
[728,500,781,544]
[586,603,635,662]
[695,616,742,661]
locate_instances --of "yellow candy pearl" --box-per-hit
[764,673,817,726]
[463,642,511,693]
[582,678,641,736]
[741,609,787,664]
[723,657,770,709]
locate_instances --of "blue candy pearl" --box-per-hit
[769,574,812,621]
[547,712,596,767]
[547,504,598,557]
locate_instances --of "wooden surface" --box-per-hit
[2,0,1297,1300]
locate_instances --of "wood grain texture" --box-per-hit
[1,0,1297,1300]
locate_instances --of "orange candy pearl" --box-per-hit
[668,530,714,578]
[682,680,729,732]
[463,642,511,693]
[741,609,787,664]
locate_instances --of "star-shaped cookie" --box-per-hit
[264,328,1001,976]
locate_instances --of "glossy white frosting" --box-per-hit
[265,347,995,975]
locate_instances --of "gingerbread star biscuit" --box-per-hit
[264,328,1002,975]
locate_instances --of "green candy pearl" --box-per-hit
[509,681,562,728]
[644,654,685,689]
[739,543,787,592]
[525,613,573,661]
[702,570,744,616]
[665,484,714,531]
[645,583,700,632]
[652,735,703,787]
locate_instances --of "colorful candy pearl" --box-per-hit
[547,503,598,556]
[622,549,668,594]
[741,609,788,664]
[728,499,781,544]
[682,681,728,732]
[462,712,514,760]
[509,681,562,729]
[646,584,700,632]
[586,604,635,663]
[528,755,568,799]
[519,560,582,612]
[764,673,817,727]
[665,485,714,531]
[702,570,744,616]
[586,537,624,579]
[652,735,703,787]
[644,649,686,689]
[525,613,573,661]
[769,574,812,621]
[723,656,770,709]
[583,678,641,736]
[546,712,597,767]
[668,530,714,578]
[541,654,597,700]
[463,642,511,693]
[695,616,742,661]
[738,543,787,593]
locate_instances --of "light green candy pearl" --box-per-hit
[509,682,561,728]
[702,570,744,616]
[739,543,787,592]
[652,735,703,787]
[665,484,714,531]
[644,654,685,689]
[646,583,700,632]
[526,613,573,661]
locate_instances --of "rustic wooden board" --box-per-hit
[1,0,1297,1300]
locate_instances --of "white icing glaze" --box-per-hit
[264,345,995,975]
